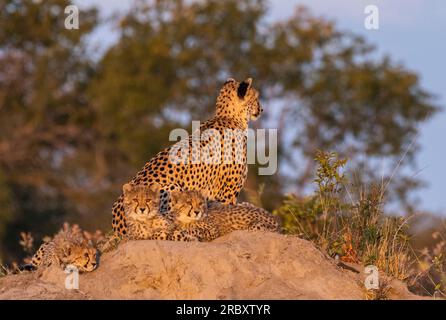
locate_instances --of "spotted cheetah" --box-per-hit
[121,183,198,241]
[121,183,171,240]
[207,201,282,235]
[167,190,281,240]
[112,78,263,236]
[166,190,220,241]
[25,224,98,272]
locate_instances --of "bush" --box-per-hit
[274,151,412,281]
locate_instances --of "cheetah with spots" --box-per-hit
[25,224,98,272]
[121,183,171,240]
[207,201,282,235]
[112,78,263,237]
[166,190,220,241]
[120,183,198,241]
[167,190,281,241]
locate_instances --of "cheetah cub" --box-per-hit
[26,224,98,272]
[167,190,220,241]
[167,190,281,240]
[169,191,281,241]
[121,183,197,241]
[112,78,263,237]
[207,201,282,235]
[122,183,172,240]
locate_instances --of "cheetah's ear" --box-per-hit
[169,190,183,203]
[193,190,206,202]
[122,183,133,195]
[225,77,236,85]
[237,77,252,99]
[149,183,161,195]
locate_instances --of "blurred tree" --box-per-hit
[0,0,98,260]
[0,0,439,262]
[90,0,437,210]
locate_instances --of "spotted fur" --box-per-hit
[120,183,198,242]
[166,190,281,242]
[121,183,171,240]
[166,190,220,241]
[111,78,263,237]
[29,225,98,272]
[207,201,282,235]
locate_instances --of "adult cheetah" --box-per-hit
[112,78,263,236]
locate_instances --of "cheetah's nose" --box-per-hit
[139,208,146,213]
[194,210,200,215]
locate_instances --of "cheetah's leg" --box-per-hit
[97,232,123,253]
[192,222,220,242]
[169,229,199,242]
[149,230,171,241]
[248,221,273,232]
[248,220,281,233]
[145,225,197,242]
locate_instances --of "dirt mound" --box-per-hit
[0,231,423,300]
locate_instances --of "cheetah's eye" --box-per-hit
[132,198,138,202]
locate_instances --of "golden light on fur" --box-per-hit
[170,190,208,225]
[122,183,161,219]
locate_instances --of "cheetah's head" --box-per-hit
[122,183,161,221]
[62,243,98,273]
[216,77,263,122]
[169,190,208,225]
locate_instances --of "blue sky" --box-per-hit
[271,0,446,215]
[76,0,446,215]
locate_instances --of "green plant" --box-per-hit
[274,151,413,281]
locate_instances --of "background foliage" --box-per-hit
[0,0,440,271]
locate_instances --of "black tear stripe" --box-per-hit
[237,81,249,98]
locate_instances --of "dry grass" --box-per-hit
[408,226,446,297]
[0,263,8,277]
[274,151,416,298]
[364,277,392,300]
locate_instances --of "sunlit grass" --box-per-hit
[273,150,426,298]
